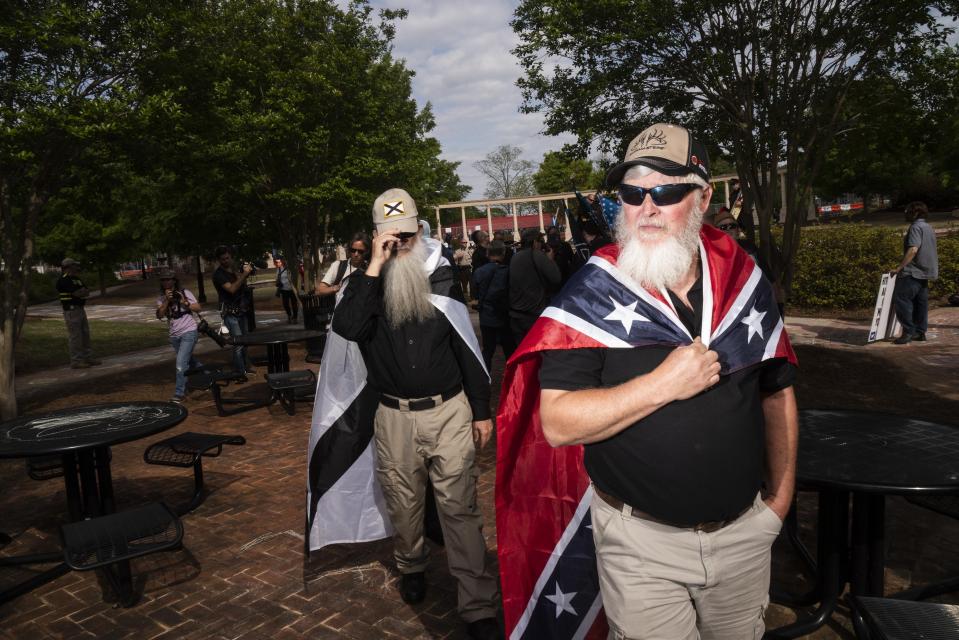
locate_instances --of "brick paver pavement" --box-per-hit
[3,305,959,638]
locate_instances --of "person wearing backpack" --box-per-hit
[315,232,370,301]
[472,240,515,370]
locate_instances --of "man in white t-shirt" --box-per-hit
[315,232,370,297]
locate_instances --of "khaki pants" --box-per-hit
[63,307,92,365]
[373,391,498,622]
[591,491,782,640]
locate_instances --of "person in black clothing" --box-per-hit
[538,122,797,638]
[472,240,515,370]
[332,188,501,640]
[508,228,562,344]
[212,245,254,375]
[470,230,490,270]
[545,225,575,284]
[274,258,299,323]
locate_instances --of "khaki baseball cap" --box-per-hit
[61,258,80,268]
[605,122,710,186]
[372,188,420,235]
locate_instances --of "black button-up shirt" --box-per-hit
[332,268,491,421]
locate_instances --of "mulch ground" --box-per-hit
[2,335,959,638]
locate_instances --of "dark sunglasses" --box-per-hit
[618,183,700,207]
[349,247,366,254]
[396,232,417,240]
[717,223,739,231]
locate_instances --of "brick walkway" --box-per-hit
[3,305,959,638]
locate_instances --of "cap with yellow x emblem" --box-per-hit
[372,188,420,235]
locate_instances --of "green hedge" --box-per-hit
[789,224,959,309]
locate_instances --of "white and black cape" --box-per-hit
[306,238,488,551]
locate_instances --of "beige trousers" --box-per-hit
[373,391,498,622]
[591,491,783,640]
[63,307,92,365]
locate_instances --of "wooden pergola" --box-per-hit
[431,173,766,241]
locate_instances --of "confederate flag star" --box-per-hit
[604,296,649,335]
[544,582,578,618]
[741,305,767,343]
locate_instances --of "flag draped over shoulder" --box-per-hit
[495,225,797,639]
[306,238,487,552]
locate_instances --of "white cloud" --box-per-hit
[367,0,576,198]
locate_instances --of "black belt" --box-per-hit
[594,487,750,534]
[380,386,461,412]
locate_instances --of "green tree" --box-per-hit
[532,150,603,194]
[512,0,957,292]
[0,0,152,419]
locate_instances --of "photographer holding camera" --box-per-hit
[156,269,204,403]
[213,245,254,376]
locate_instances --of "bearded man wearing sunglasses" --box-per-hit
[326,188,501,640]
[496,123,798,639]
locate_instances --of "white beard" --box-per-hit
[383,240,436,328]
[615,206,704,291]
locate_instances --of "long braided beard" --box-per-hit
[382,240,436,328]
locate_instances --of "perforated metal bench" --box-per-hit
[185,367,265,416]
[852,596,959,639]
[59,502,183,607]
[266,370,316,415]
[143,432,246,515]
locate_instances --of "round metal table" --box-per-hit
[770,409,959,638]
[230,328,325,374]
[0,402,187,604]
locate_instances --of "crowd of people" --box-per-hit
[50,117,941,640]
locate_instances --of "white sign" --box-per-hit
[867,273,902,343]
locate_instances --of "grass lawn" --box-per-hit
[16,317,169,374]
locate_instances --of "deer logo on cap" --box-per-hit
[630,127,668,154]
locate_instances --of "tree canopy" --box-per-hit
[512,0,959,287]
[0,0,467,419]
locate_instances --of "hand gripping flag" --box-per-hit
[307,237,488,551]
[495,225,797,639]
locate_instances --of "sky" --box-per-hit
[365,0,575,198]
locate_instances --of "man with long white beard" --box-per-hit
[332,188,501,640]
[494,124,799,639]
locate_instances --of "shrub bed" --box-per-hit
[788,224,959,309]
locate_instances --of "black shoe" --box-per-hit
[893,334,913,345]
[916,331,927,341]
[467,617,502,640]
[399,571,426,604]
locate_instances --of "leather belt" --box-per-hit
[380,386,461,412]
[594,487,749,534]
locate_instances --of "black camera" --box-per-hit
[196,315,228,347]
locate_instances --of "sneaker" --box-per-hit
[170,396,185,404]
[85,358,102,365]
[70,361,92,369]
[893,333,913,345]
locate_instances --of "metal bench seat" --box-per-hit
[144,432,246,514]
[59,501,183,606]
[852,596,959,639]
[265,370,316,415]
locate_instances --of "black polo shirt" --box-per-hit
[332,267,491,421]
[539,275,796,526]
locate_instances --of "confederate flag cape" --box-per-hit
[495,225,797,639]
[306,237,488,551]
